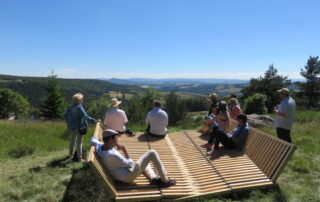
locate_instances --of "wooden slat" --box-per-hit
[88,121,295,201]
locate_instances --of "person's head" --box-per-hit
[209,93,218,101]
[72,93,84,104]
[154,100,161,108]
[110,98,122,108]
[230,94,237,99]
[230,98,238,106]
[210,104,218,115]
[102,129,119,146]
[219,101,228,112]
[236,113,247,125]
[277,88,290,99]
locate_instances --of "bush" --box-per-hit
[243,93,268,114]
[0,88,30,119]
[8,146,34,158]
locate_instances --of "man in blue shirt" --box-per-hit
[207,113,250,156]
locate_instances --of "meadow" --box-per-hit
[0,110,319,201]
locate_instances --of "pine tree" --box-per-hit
[164,91,187,125]
[241,65,291,113]
[40,73,66,119]
[297,56,320,108]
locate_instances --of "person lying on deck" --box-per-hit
[90,129,176,187]
[205,113,250,156]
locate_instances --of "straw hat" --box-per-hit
[110,98,122,108]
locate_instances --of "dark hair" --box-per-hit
[102,135,115,143]
[154,100,161,108]
[236,113,247,123]
[219,101,228,112]
[230,93,237,98]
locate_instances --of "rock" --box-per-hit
[246,114,274,127]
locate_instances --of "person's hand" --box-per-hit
[116,144,126,151]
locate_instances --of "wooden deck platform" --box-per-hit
[87,122,295,201]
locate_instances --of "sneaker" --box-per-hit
[206,149,219,156]
[125,129,136,137]
[150,178,161,185]
[160,178,177,188]
[200,143,213,148]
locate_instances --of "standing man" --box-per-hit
[104,98,134,136]
[146,100,168,137]
[274,88,296,143]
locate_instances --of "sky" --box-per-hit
[0,0,319,79]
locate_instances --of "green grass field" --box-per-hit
[0,111,319,201]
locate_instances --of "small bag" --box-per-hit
[79,127,87,135]
[77,107,88,135]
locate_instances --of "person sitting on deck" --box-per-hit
[146,100,168,137]
[90,129,176,187]
[197,104,218,135]
[104,98,135,136]
[229,98,242,119]
[206,113,250,156]
[200,101,230,148]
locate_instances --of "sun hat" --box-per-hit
[277,88,290,95]
[102,129,119,138]
[109,98,122,108]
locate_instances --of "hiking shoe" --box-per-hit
[201,143,213,148]
[150,178,161,185]
[160,178,177,188]
[206,149,219,156]
[125,129,136,137]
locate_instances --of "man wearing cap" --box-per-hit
[90,129,176,187]
[104,98,134,136]
[206,113,250,156]
[146,100,168,137]
[274,88,296,143]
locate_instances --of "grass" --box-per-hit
[0,110,319,201]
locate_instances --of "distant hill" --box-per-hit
[0,75,142,107]
[105,78,249,97]
[106,78,249,85]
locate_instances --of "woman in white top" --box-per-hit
[90,129,176,187]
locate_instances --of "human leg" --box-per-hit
[75,133,83,159]
[69,130,77,157]
[276,127,292,143]
[124,149,169,183]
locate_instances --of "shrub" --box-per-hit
[243,93,268,114]
[8,146,34,158]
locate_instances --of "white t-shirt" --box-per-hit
[274,96,296,130]
[146,108,168,136]
[90,137,133,181]
[104,108,128,132]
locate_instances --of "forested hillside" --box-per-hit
[0,75,142,107]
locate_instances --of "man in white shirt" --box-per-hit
[90,129,176,187]
[104,98,134,136]
[274,88,296,143]
[146,100,168,137]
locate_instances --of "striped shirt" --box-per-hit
[146,107,168,136]
[104,108,128,132]
[217,111,230,132]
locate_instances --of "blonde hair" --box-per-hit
[230,98,238,105]
[210,93,218,100]
[72,93,84,104]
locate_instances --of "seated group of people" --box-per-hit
[65,92,248,188]
[65,93,174,187]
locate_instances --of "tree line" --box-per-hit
[0,56,319,122]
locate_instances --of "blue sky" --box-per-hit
[0,0,319,79]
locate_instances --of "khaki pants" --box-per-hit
[122,149,169,183]
[69,130,83,159]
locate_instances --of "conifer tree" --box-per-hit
[40,73,66,119]
[297,56,320,108]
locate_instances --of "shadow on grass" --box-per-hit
[62,164,108,202]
